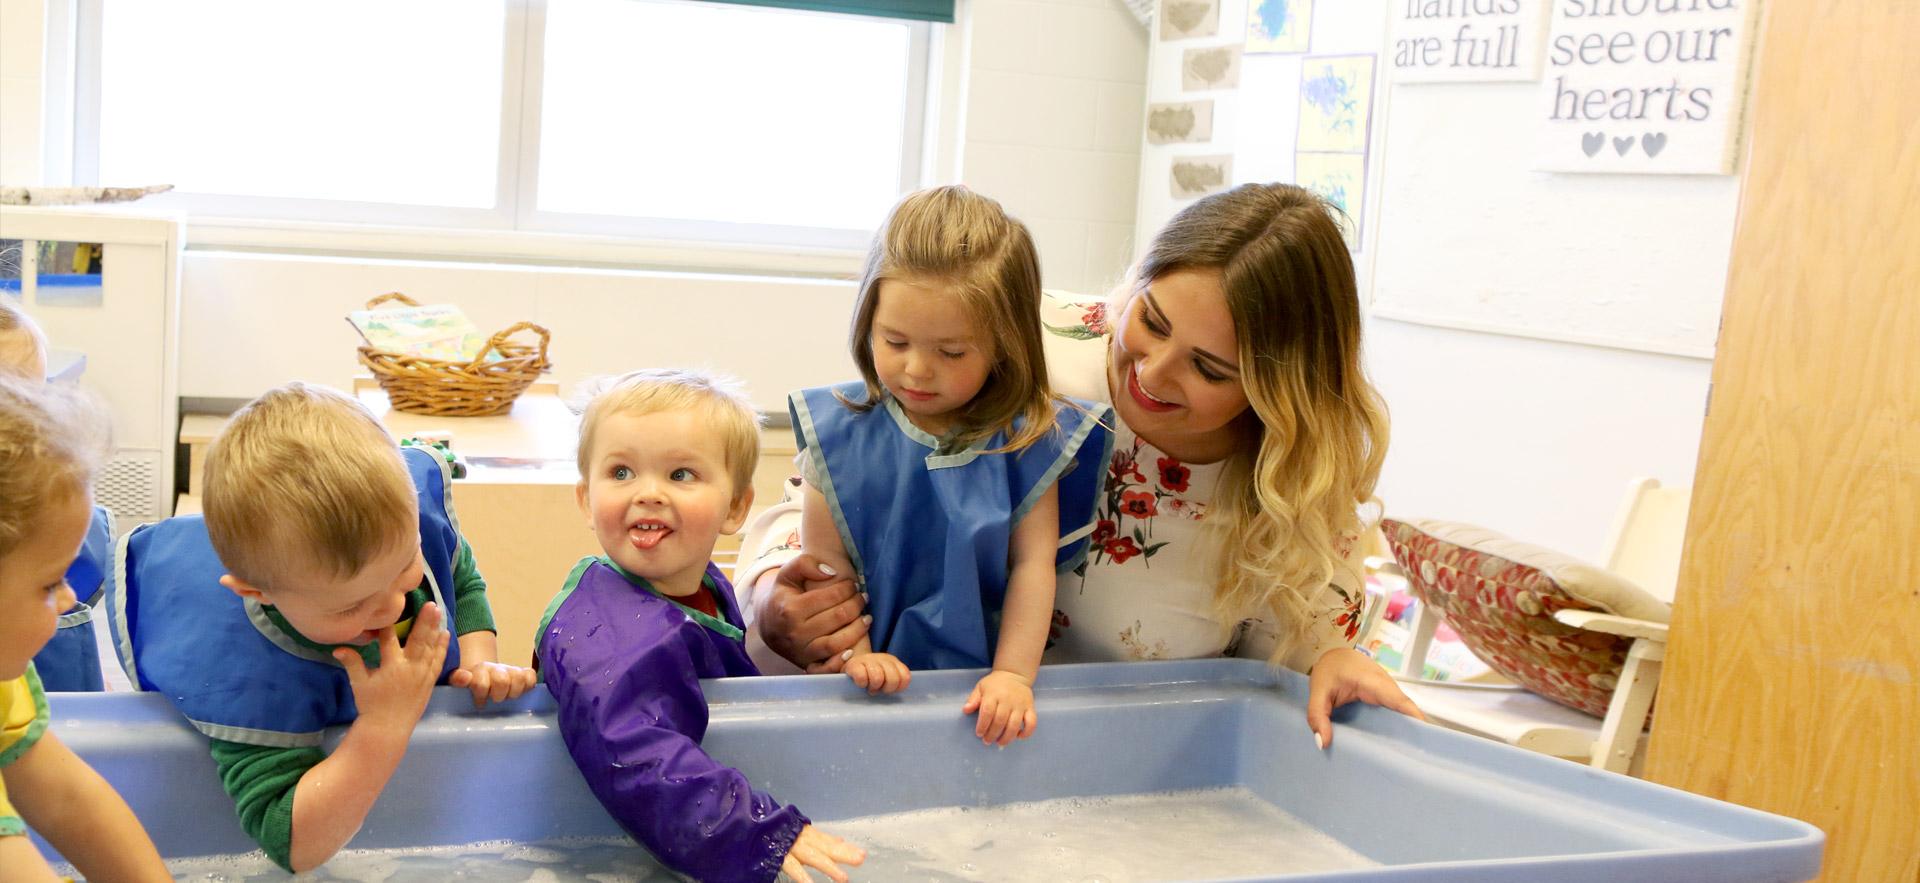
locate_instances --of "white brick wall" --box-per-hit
[960,0,1146,295]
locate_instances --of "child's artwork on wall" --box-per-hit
[1296,55,1375,153]
[1160,0,1220,41]
[1183,45,1243,91]
[1390,0,1551,82]
[1533,0,1761,174]
[1147,100,1216,144]
[1245,0,1312,54]
[1294,152,1366,250]
[1171,155,1234,199]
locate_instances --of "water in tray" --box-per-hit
[153,787,1374,882]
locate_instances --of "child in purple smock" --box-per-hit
[536,368,864,883]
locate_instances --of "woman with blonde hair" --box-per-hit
[742,183,1419,747]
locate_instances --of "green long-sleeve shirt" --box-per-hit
[209,537,496,871]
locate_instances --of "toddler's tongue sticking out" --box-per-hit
[631,521,672,550]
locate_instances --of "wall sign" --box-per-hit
[1391,0,1551,82]
[1534,0,1760,174]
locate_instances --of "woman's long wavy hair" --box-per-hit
[1132,183,1389,660]
[841,185,1059,453]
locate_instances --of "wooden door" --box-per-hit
[1644,2,1920,881]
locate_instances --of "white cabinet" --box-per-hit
[0,207,182,529]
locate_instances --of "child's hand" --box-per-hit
[845,651,911,695]
[449,660,539,708]
[780,823,865,883]
[334,601,450,735]
[962,670,1036,747]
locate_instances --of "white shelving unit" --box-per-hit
[1,206,182,530]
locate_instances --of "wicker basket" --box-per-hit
[354,292,552,417]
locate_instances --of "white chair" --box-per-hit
[1382,478,1688,775]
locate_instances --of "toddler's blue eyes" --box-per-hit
[671,468,694,481]
[612,466,632,480]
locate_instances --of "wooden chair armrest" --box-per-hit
[1552,609,1669,642]
[1364,556,1406,578]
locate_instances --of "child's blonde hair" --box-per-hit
[0,298,49,379]
[576,368,761,501]
[843,185,1059,453]
[204,382,417,591]
[0,376,110,559]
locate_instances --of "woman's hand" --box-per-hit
[1306,646,1425,749]
[752,554,870,672]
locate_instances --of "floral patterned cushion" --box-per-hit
[1382,518,1671,719]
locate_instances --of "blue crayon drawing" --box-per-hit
[1303,65,1359,134]
[1246,0,1310,53]
[1254,0,1291,40]
[1296,55,1373,153]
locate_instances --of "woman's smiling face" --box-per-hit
[1106,267,1252,463]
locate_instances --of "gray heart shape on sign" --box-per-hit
[1613,136,1634,156]
[1582,132,1604,156]
[1643,132,1668,157]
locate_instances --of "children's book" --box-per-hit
[347,303,492,362]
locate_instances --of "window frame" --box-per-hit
[68,0,933,253]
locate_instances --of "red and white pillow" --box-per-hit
[1382,518,1671,718]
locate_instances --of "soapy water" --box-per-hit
[830,787,1377,881]
[157,841,671,883]
[149,787,1374,882]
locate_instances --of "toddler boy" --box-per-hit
[538,369,864,883]
[111,382,537,871]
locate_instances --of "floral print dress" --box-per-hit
[1038,292,1363,670]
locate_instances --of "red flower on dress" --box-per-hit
[1049,609,1072,643]
[1119,490,1158,519]
[1081,302,1111,336]
[1105,536,1142,563]
[1091,519,1118,545]
[1336,595,1363,641]
[1156,456,1191,493]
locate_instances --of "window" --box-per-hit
[75,0,933,249]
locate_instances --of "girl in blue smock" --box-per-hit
[791,186,1111,747]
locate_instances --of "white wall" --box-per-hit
[960,0,1147,294]
[180,252,859,413]
[1366,321,1710,563]
[0,0,44,182]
